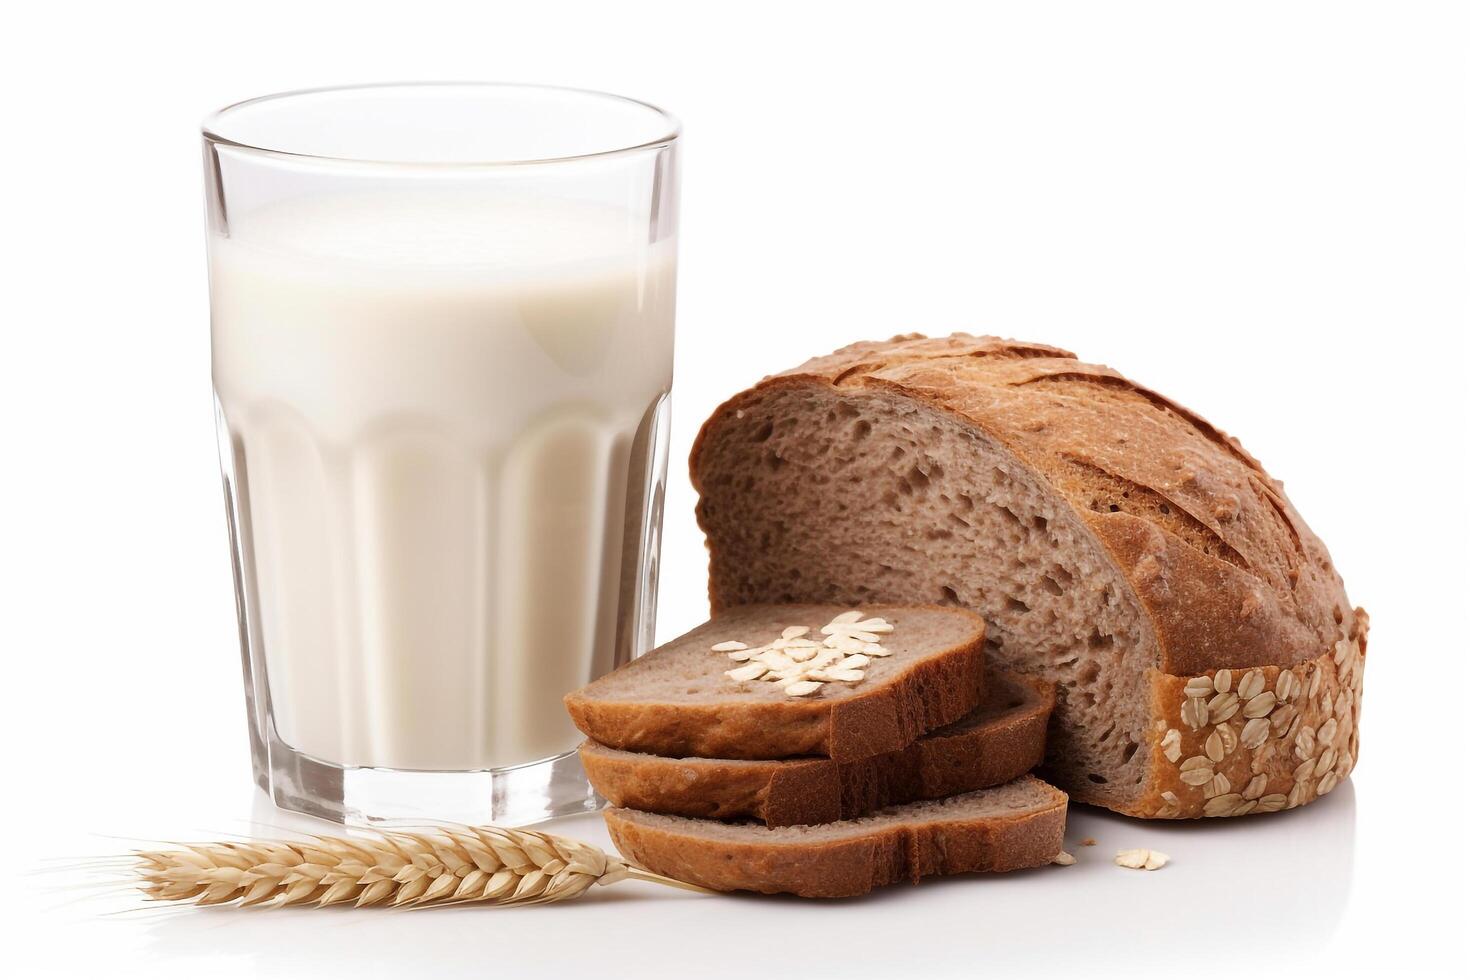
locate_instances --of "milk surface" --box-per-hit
[211,191,675,770]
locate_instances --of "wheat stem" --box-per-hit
[130,824,710,909]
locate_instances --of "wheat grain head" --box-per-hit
[132,824,705,909]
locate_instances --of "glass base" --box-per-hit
[250,725,600,827]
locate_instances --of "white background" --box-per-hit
[1,1,1465,977]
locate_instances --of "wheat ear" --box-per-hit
[132,825,709,909]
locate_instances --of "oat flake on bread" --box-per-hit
[690,333,1368,819]
[564,603,988,762]
[712,610,894,697]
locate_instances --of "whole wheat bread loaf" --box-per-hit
[564,604,986,762]
[604,774,1067,898]
[690,334,1368,818]
[582,671,1052,826]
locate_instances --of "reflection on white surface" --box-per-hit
[114,785,1357,979]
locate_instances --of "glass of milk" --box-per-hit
[203,84,679,825]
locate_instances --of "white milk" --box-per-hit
[210,191,675,771]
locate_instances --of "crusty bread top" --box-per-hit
[692,334,1355,675]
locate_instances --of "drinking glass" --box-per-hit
[203,84,679,825]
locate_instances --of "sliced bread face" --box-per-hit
[690,333,1368,819]
[564,604,986,762]
[582,671,1053,826]
[604,775,1068,898]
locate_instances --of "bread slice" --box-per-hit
[604,775,1067,897]
[690,333,1368,818]
[582,671,1052,826]
[564,604,986,762]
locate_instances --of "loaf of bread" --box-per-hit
[690,334,1367,818]
[564,604,987,762]
[604,775,1068,897]
[582,671,1053,826]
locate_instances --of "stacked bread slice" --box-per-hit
[564,603,1068,898]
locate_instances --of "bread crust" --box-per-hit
[582,673,1054,826]
[564,604,988,762]
[1137,618,1366,818]
[604,775,1068,898]
[690,334,1367,818]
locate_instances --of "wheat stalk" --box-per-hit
[131,824,709,909]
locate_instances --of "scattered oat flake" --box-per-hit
[710,640,748,652]
[1051,852,1076,866]
[1079,838,1097,847]
[725,663,766,682]
[1114,848,1169,871]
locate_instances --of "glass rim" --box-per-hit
[201,81,681,168]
